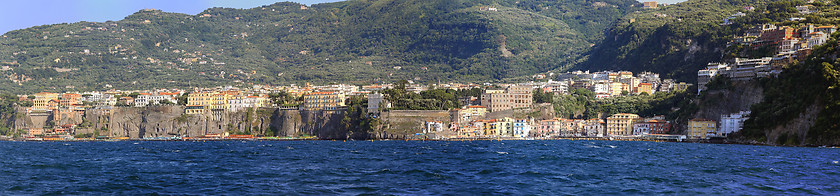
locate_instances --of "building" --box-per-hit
[496,117,515,136]
[688,119,717,139]
[636,83,653,95]
[633,121,650,135]
[424,121,445,134]
[647,119,671,134]
[698,63,730,93]
[513,119,531,138]
[185,105,205,115]
[304,92,346,110]
[118,97,134,106]
[484,119,499,136]
[756,26,795,47]
[609,82,624,96]
[720,111,750,137]
[536,119,558,137]
[592,81,610,96]
[228,95,268,112]
[806,31,828,48]
[606,113,641,136]
[33,92,60,111]
[643,1,657,8]
[188,91,240,111]
[134,94,151,107]
[633,119,671,135]
[450,106,487,125]
[584,118,605,137]
[60,93,82,109]
[480,85,533,112]
[796,5,813,14]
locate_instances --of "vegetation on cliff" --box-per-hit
[0,94,30,137]
[742,31,840,145]
[0,0,638,94]
[579,0,820,81]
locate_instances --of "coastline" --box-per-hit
[4,136,831,148]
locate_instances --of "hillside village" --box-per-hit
[5,14,837,142]
[12,69,706,141]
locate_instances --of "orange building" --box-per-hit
[60,93,82,108]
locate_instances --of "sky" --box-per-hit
[0,0,345,34]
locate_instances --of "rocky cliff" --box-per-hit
[15,105,372,139]
[693,80,764,121]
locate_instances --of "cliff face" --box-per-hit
[374,110,450,139]
[15,106,471,140]
[19,106,352,139]
[766,104,820,145]
[679,80,764,134]
[691,80,823,145]
[694,80,764,120]
[84,106,209,138]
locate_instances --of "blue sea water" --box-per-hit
[0,140,838,195]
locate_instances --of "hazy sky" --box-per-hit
[0,0,345,34]
[1,0,687,35]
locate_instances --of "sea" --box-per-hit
[0,140,838,195]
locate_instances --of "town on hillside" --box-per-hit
[17,21,827,142]
[11,68,747,142]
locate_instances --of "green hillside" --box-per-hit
[0,0,638,94]
[579,0,782,81]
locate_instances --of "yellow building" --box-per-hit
[187,92,214,106]
[304,92,346,110]
[606,113,640,136]
[185,105,205,115]
[484,119,499,136]
[636,83,653,95]
[450,105,488,124]
[608,73,619,82]
[497,117,515,136]
[688,119,716,139]
[643,1,657,8]
[188,91,239,111]
[609,82,624,96]
[33,92,60,111]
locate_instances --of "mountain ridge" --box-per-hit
[0,0,639,94]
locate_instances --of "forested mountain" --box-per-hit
[0,0,638,94]
[578,0,780,81]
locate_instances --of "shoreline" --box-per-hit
[4,136,835,148]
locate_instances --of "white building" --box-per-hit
[584,118,604,137]
[228,96,267,112]
[720,111,750,136]
[513,119,531,138]
[592,81,610,95]
[424,121,445,134]
[314,84,359,95]
[134,95,150,107]
[135,93,179,107]
[807,31,828,48]
[632,122,650,135]
[697,63,730,94]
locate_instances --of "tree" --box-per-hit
[159,99,175,105]
[176,92,189,106]
[395,80,409,91]
[268,91,298,106]
[533,88,553,103]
